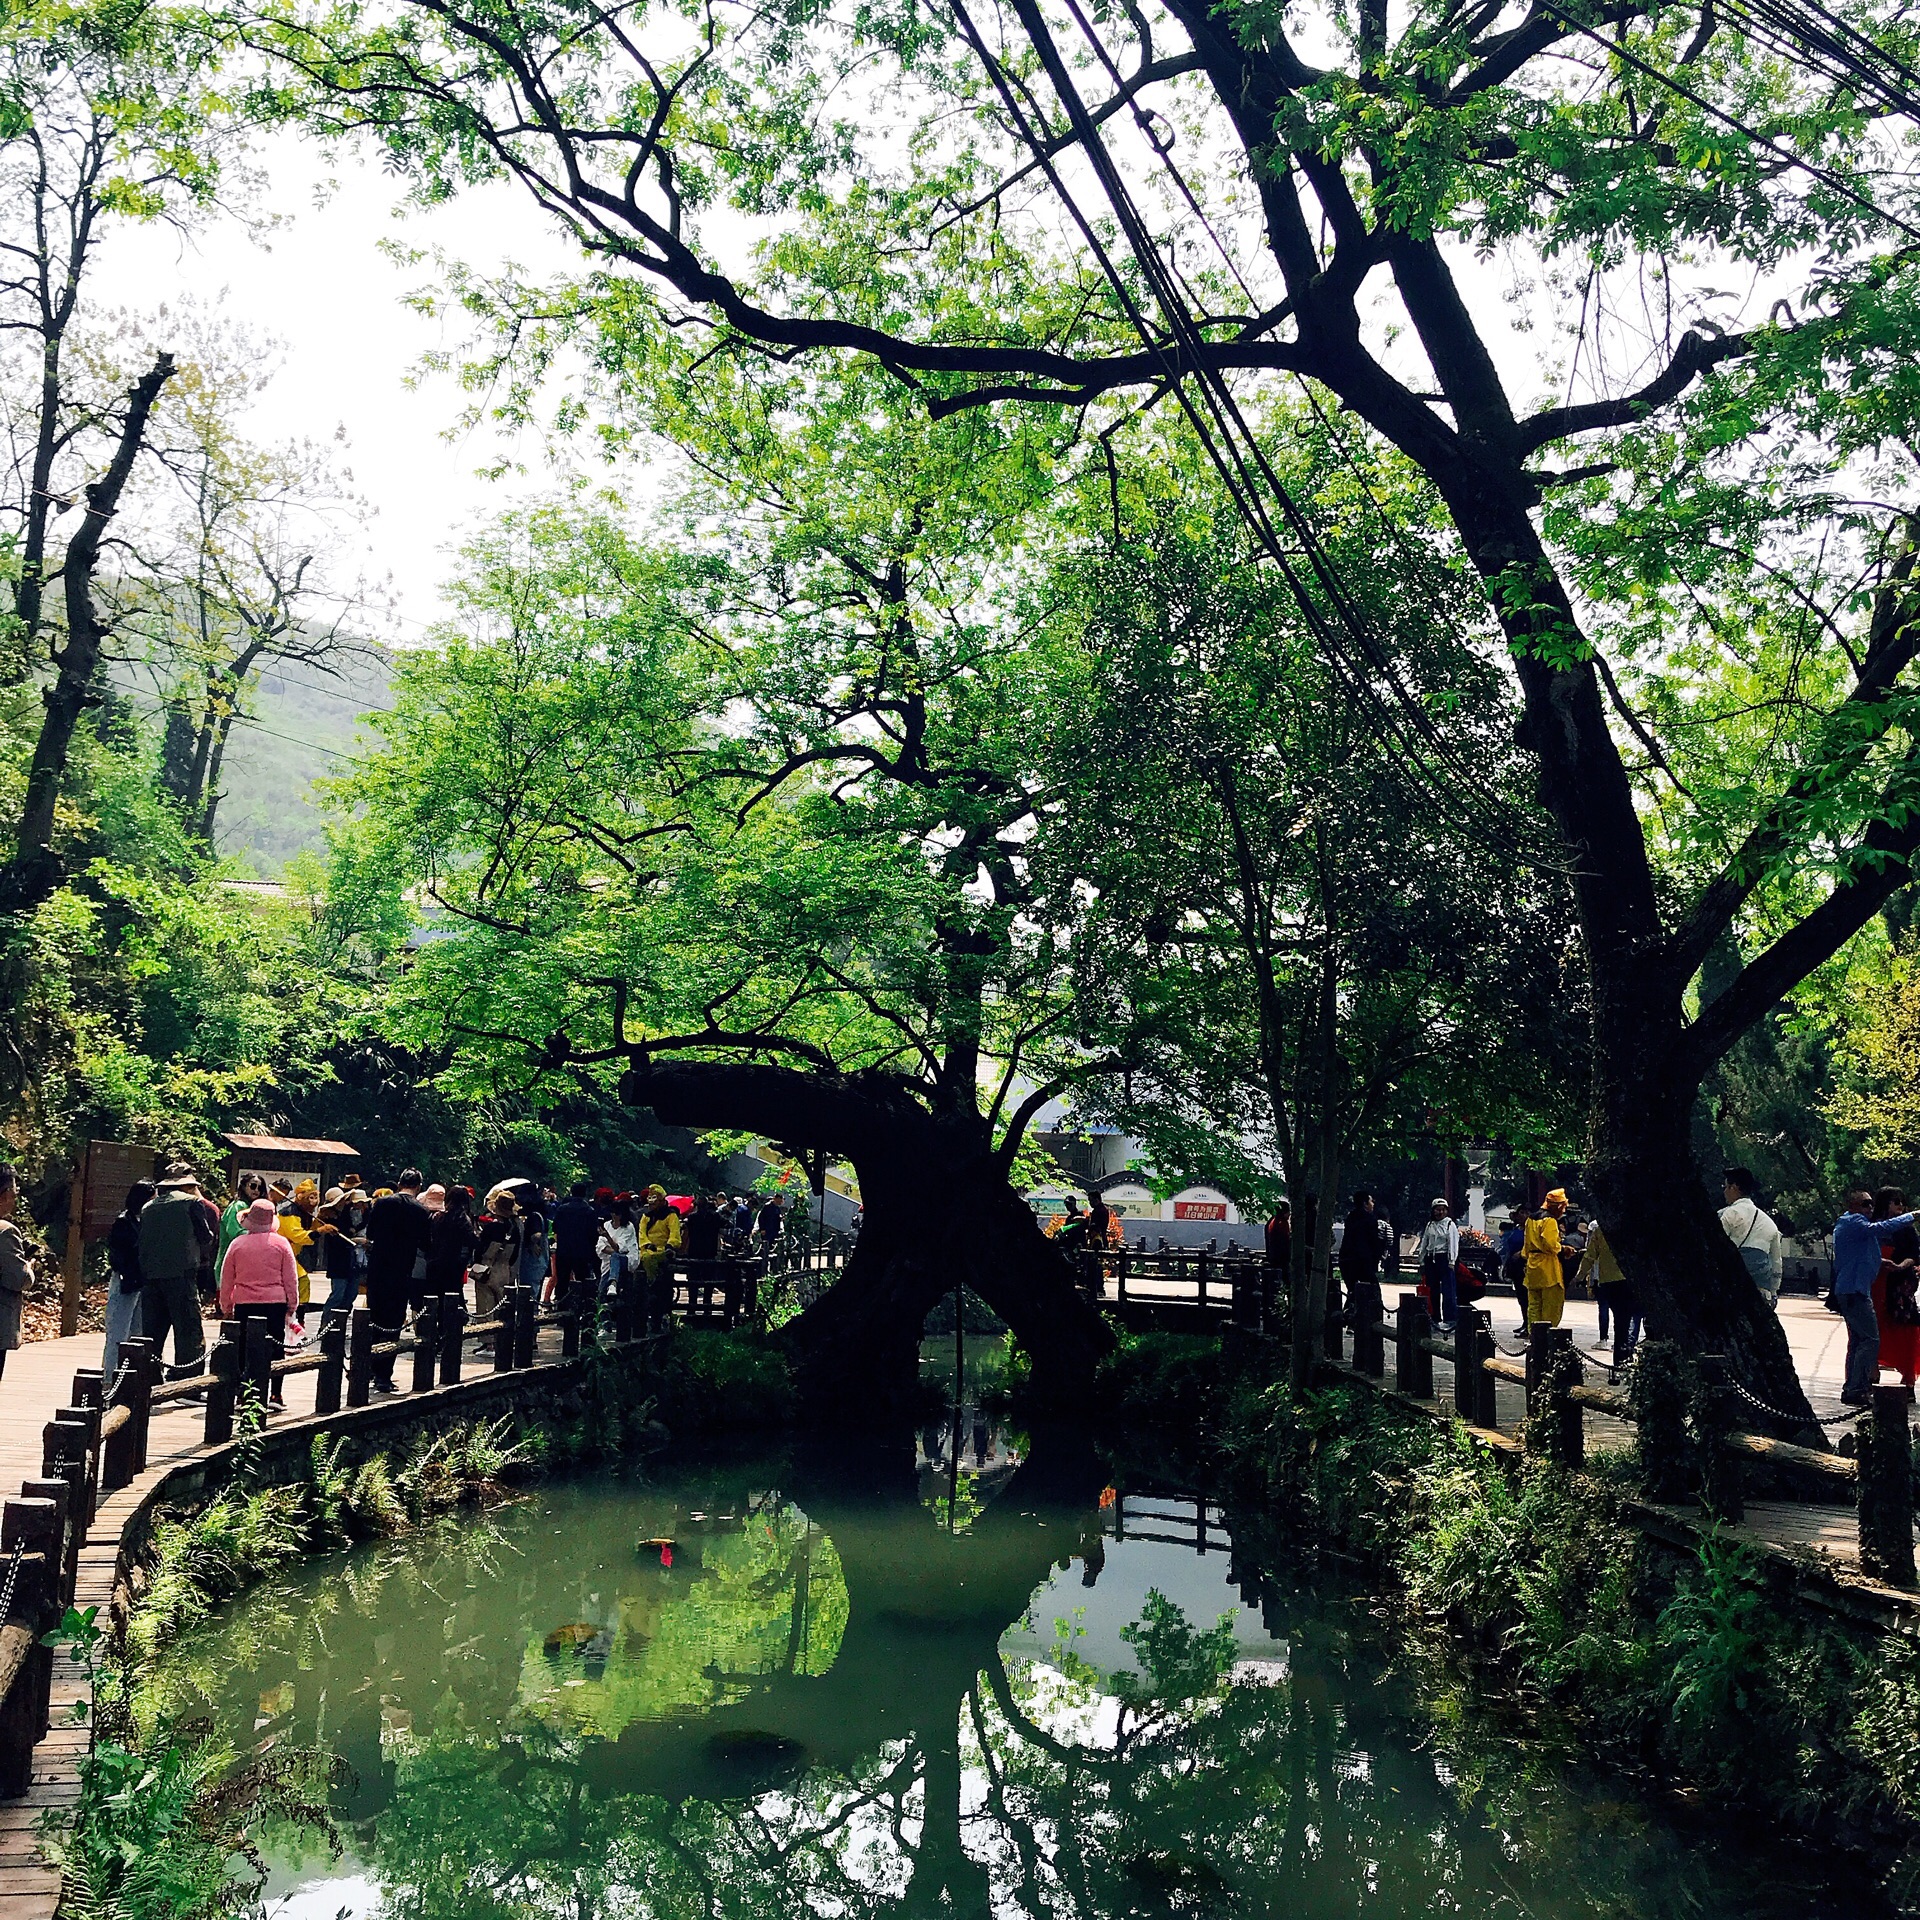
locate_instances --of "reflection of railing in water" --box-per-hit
[1106,1491,1227,1556]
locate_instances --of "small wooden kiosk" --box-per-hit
[219,1133,362,1197]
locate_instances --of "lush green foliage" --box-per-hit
[655,1329,798,1430]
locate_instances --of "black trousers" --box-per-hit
[142,1271,208,1378]
[366,1265,409,1385]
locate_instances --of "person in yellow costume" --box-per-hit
[635,1186,683,1320]
[273,1178,318,1315]
[1522,1189,1569,1327]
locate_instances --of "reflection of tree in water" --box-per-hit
[146,1438,1863,1920]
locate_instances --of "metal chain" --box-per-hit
[1726,1373,1825,1429]
[0,1539,25,1627]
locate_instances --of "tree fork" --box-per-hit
[620,1054,1113,1417]
[0,351,176,915]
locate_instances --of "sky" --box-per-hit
[94,131,589,638]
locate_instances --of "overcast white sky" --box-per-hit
[80,106,1669,646]
[94,132,590,638]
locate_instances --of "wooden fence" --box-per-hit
[0,1241,855,1800]
[1335,1286,1913,1589]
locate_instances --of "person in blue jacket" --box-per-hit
[1835,1188,1919,1406]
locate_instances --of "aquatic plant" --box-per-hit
[38,1605,342,1920]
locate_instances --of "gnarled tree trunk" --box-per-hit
[622,1056,1113,1421]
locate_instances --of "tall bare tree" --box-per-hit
[0,1,248,907]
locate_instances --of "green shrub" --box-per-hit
[657,1330,796,1429]
[1094,1331,1223,1432]
[1852,1633,1920,1818]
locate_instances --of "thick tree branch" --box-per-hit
[1518,327,1755,451]
[1683,796,1920,1074]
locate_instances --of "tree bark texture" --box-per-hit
[1,352,175,914]
[623,1056,1114,1420]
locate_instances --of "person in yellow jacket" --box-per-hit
[273,1179,318,1316]
[1522,1189,1569,1328]
[635,1186,683,1319]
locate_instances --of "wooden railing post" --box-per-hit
[203,1323,243,1446]
[1473,1316,1499,1429]
[314,1320,347,1415]
[438,1294,467,1383]
[412,1296,440,1393]
[1525,1323,1554,1410]
[1527,1332,1584,1467]
[1859,1384,1916,1587]
[1350,1280,1384,1376]
[561,1302,582,1358]
[0,1530,54,1797]
[119,1336,156,1473]
[346,1307,376,1408]
[513,1286,538,1368]
[493,1293,517,1372]
[101,1379,137,1494]
[1196,1248,1211,1313]
[239,1309,278,1416]
[1396,1292,1433,1398]
[53,1407,98,1529]
[21,1477,75,1612]
[1452,1306,1479,1422]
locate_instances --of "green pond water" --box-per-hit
[145,1408,1866,1920]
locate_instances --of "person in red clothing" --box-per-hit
[218,1198,301,1327]
[1873,1184,1920,1396]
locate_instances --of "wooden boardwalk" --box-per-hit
[0,1313,573,1916]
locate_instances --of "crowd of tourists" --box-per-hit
[41,1161,796,1388]
[1257,1173,1920,1415]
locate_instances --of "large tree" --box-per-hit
[259,0,1920,1425]
[0,0,250,909]
[338,378,1117,1412]
[1051,423,1587,1384]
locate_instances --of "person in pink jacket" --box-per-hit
[219,1198,301,1325]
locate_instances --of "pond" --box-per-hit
[143,1410,1864,1920]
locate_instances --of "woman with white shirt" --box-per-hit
[599,1196,640,1299]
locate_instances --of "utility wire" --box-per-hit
[952,0,1557,863]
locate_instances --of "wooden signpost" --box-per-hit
[60,1143,158,1337]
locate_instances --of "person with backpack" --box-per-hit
[103,1178,155,1377]
[139,1165,214,1378]
[549,1180,602,1308]
[1574,1220,1640,1360]
[426,1185,478,1308]
[1718,1168,1783,1306]
[1497,1209,1528,1334]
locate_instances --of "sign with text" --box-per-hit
[82,1141,158,1240]
[1173,1200,1228,1220]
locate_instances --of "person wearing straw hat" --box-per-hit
[138,1163,214,1379]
